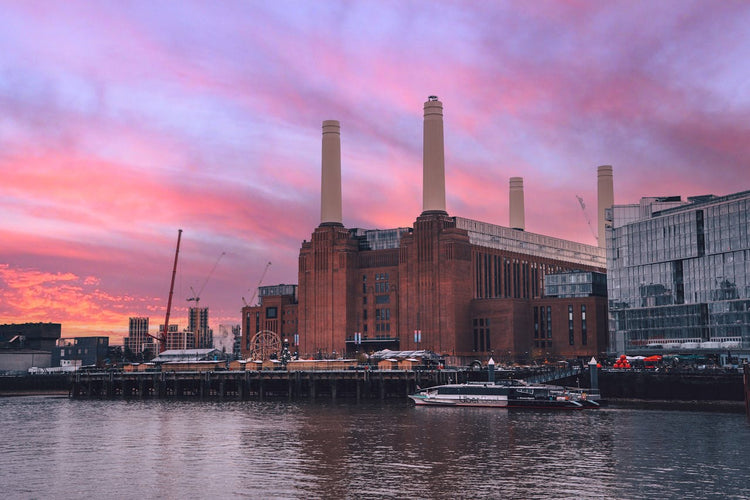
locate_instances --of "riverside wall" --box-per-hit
[3,367,745,403]
[0,374,70,395]
[595,369,744,401]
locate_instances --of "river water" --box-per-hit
[1,396,748,499]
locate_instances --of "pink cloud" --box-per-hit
[1,1,749,340]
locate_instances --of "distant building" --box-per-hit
[188,307,212,349]
[0,350,51,373]
[241,285,297,359]
[160,324,192,351]
[607,191,750,354]
[151,348,223,363]
[0,323,61,351]
[52,337,109,367]
[533,271,609,359]
[125,317,154,355]
[231,325,242,359]
[215,324,241,359]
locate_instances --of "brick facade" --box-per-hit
[279,212,608,363]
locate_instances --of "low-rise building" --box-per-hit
[0,323,61,351]
[52,337,109,367]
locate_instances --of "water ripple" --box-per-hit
[1,397,749,499]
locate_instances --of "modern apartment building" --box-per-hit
[607,191,750,353]
[188,307,212,349]
[125,317,153,355]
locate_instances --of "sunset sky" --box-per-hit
[2,1,749,342]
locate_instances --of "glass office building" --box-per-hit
[607,191,750,353]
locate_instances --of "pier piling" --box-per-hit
[68,368,466,401]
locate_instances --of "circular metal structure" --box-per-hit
[248,330,281,361]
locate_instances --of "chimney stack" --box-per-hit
[597,165,614,248]
[509,177,525,230]
[320,120,342,226]
[422,96,447,215]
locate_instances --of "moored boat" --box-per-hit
[409,380,599,409]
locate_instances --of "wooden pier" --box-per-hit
[69,369,467,401]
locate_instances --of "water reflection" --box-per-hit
[0,397,748,499]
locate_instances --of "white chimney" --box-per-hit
[320,120,342,226]
[509,177,525,230]
[422,96,446,214]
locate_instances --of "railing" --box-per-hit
[523,366,581,384]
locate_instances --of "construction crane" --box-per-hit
[187,252,226,306]
[242,261,272,307]
[576,195,598,243]
[159,229,182,353]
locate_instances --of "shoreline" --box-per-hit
[605,398,745,413]
[2,389,746,414]
[1,390,70,397]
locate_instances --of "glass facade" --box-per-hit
[350,228,411,250]
[607,191,750,353]
[259,284,298,300]
[545,271,607,298]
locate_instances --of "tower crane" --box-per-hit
[242,261,272,307]
[576,195,599,243]
[158,229,182,353]
[187,252,226,306]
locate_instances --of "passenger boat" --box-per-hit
[408,380,599,409]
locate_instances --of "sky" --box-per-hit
[2,0,749,342]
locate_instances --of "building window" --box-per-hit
[568,305,574,346]
[546,307,552,339]
[581,305,587,346]
[540,307,546,339]
[375,295,390,304]
[473,317,491,352]
[376,308,391,320]
[266,307,278,319]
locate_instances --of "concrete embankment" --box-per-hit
[0,374,70,396]
[595,369,744,401]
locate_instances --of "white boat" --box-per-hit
[409,380,599,409]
